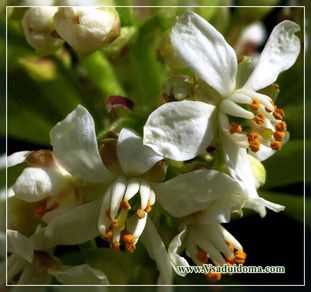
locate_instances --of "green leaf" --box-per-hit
[263,140,306,188]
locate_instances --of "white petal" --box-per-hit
[7,230,33,263]
[171,12,237,96]
[110,176,127,219]
[243,20,300,91]
[140,218,172,284]
[247,197,285,216]
[49,264,109,284]
[127,214,147,241]
[222,226,243,251]
[154,169,243,218]
[50,105,113,184]
[36,200,101,248]
[13,167,68,203]
[6,151,33,168]
[144,100,215,161]
[117,128,163,176]
[168,228,190,277]
[220,99,254,119]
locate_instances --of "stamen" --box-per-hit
[234,250,247,265]
[270,141,281,151]
[111,241,120,250]
[206,272,221,282]
[254,113,265,125]
[111,219,119,228]
[229,123,243,134]
[120,199,131,210]
[251,99,260,111]
[273,108,285,120]
[249,140,260,152]
[196,248,208,263]
[123,233,136,253]
[275,121,287,132]
[101,229,113,241]
[144,201,152,213]
[265,107,272,113]
[136,209,146,219]
[273,131,285,141]
[247,131,258,141]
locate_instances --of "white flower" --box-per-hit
[22,7,64,55]
[7,229,109,284]
[169,223,246,282]
[54,7,120,55]
[144,12,300,216]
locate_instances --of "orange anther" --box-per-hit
[254,113,265,125]
[226,241,235,252]
[275,121,287,132]
[111,241,120,250]
[123,233,136,253]
[249,140,260,152]
[136,209,145,219]
[270,140,281,150]
[229,123,243,134]
[251,99,260,111]
[120,199,131,210]
[144,201,152,213]
[111,219,119,228]
[265,107,272,113]
[206,272,221,282]
[273,108,285,120]
[234,250,247,265]
[196,248,208,263]
[247,131,258,142]
[273,131,285,141]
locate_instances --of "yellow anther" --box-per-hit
[144,201,152,213]
[120,199,131,210]
[196,248,208,263]
[136,209,146,219]
[234,250,247,265]
[254,113,265,125]
[270,140,281,151]
[273,131,285,141]
[275,121,287,132]
[111,219,119,228]
[273,108,285,120]
[251,99,260,111]
[111,241,120,250]
[229,123,243,134]
[206,272,222,282]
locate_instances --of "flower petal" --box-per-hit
[168,228,190,277]
[13,167,69,203]
[34,199,101,248]
[6,151,32,168]
[140,218,172,284]
[7,230,33,263]
[243,20,300,91]
[171,12,237,96]
[117,128,163,176]
[154,169,243,218]
[144,100,215,161]
[49,264,109,284]
[50,105,112,184]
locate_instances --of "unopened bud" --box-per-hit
[106,96,134,117]
[22,7,64,55]
[54,7,120,55]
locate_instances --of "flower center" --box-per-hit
[98,176,155,252]
[219,88,287,153]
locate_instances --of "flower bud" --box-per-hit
[22,7,64,55]
[54,7,120,55]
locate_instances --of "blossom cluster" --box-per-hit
[6,8,301,285]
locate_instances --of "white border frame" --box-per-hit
[5,4,306,287]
